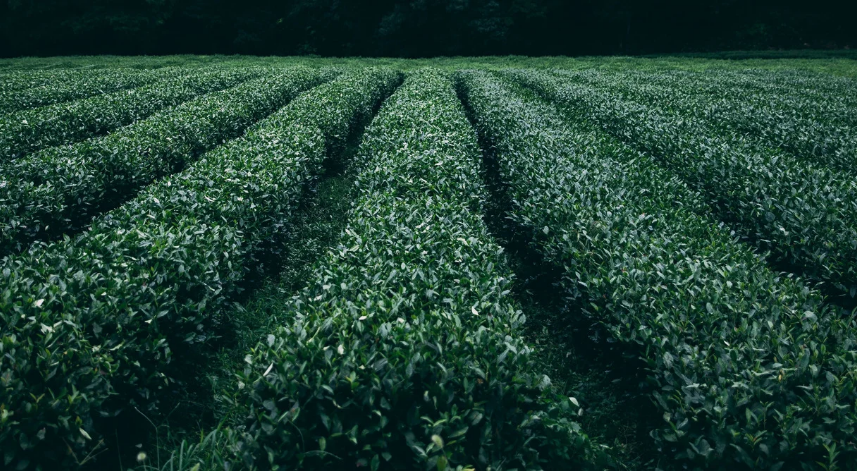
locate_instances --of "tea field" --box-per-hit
[1,55,856,470]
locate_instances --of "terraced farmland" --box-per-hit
[1,57,856,470]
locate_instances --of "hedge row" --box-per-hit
[717,69,857,111]
[564,69,857,174]
[632,68,857,117]
[507,69,857,301]
[0,68,143,94]
[0,67,263,160]
[232,69,600,470]
[0,69,92,93]
[0,67,332,256]
[0,67,171,114]
[0,68,399,470]
[458,70,857,469]
[697,70,855,126]
[585,67,857,124]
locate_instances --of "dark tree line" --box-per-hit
[1,0,855,57]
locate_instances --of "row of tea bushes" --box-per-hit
[612,68,857,125]
[235,70,601,470]
[563,69,857,174]
[707,68,857,112]
[0,68,332,256]
[0,67,264,160]
[0,68,399,470]
[0,68,146,94]
[666,69,855,126]
[0,67,172,114]
[507,69,857,302]
[459,69,857,469]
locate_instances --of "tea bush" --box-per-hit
[0,68,170,114]
[0,68,398,470]
[0,67,263,160]
[507,69,857,301]
[460,69,857,469]
[561,69,857,174]
[236,69,601,470]
[0,68,333,255]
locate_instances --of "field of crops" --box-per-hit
[1,56,856,470]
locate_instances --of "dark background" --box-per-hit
[1,0,855,57]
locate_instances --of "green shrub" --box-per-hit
[459,69,857,469]
[0,68,332,256]
[0,68,146,95]
[0,67,168,114]
[0,68,398,470]
[0,67,264,160]
[236,69,600,470]
[507,69,857,301]
[559,68,857,174]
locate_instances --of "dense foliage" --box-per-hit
[232,69,599,469]
[0,67,330,255]
[560,69,857,175]
[1,59,856,470]
[506,69,857,303]
[0,67,398,470]
[0,67,261,160]
[1,0,855,56]
[458,69,857,469]
[0,68,168,114]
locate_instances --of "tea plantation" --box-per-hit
[1,55,856,470]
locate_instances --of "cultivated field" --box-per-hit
[1,55,856,470]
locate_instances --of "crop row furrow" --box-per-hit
[459,69,857,469]
[0,68,400,470]
[233,69,600,470]
[508,69,857,302]
[0,67,264,160]
[0,68,332,256]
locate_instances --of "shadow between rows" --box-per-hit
[534,75,857,316]
[454,77,661,469]
[95,78,403,470]
[1,80,321,261]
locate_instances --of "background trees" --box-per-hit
[1,0,855,57]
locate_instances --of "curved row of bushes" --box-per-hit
[688,69,855,126]
[0,68,332,256]
[0,68,138,94]
[231,69,600,470]
[507,69,857,301]
[0,68,399,470]
[0,67,171,114]
[625,68,857,123]
[563,69,857,174]
[0,67,264,160]
[459,69,857,469]
[716,69,857,112]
